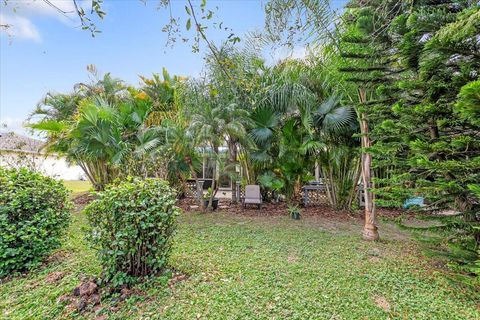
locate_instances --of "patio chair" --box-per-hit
[243,185,262,209]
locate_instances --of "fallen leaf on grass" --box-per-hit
[374,295,391,312]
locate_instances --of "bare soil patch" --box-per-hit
[374,295,391,312]
[72,192,97,206]
[45,271,65,284]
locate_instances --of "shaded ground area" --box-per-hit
[1,200,479,319]
[178,198,406,217]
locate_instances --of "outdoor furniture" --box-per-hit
[243,185,262,209]
[403,197,424,209]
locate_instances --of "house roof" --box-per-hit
[0,132,44,153]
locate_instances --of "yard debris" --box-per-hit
[168,272,188,289]
[74,280,98,297]
[45,271,65,283]
[183,199,361,221]
[178,198,410,223]
[374,295,391,312]
[59,278,102,313]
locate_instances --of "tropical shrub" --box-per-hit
[257,171,284,202]
[30,68,187,192]
[0,168,71,277]
[84,178,180,286]
[287,205,301,220]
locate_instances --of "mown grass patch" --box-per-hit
[1,210,478,319]
[63,180,92,195]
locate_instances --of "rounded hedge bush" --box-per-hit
[0,168,71,277]
[85,178,180,287]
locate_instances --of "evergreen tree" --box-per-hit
[373,1,480,280]
[337,0,405,240]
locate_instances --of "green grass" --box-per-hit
[63,180,92,195]
[1,209,479,319]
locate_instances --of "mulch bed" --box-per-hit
[73,193,408,219]
[177,198,409,219]
[72,192,97,206]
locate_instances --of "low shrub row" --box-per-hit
[1,168,179,288]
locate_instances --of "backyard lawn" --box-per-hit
[1,204,478,319]
[63,180,92,195]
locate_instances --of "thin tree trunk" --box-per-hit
[207,145,219,211]
[77,160,95,188]
[347,158,362,209]
[228,138,238,203]
[239,146,252,184]
[359,88,379,241]
[328,167,337,209]
[322,167,335,207]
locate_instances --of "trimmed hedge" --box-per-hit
[85,178,180,287]
[0,168,71,277]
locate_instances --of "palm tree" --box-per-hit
[29,92,81,123]
[74,65,128,105]
[313,95,360,209]
[187,86,249,209]
[30,93,159,190]
[247,59,360,208]
[140,68,187,126]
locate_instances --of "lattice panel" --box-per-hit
[184,181,198,198]
[238,187,245,200]
[302,188,329,206]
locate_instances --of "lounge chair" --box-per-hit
[243,185,262,209]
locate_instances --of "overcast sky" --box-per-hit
[0,0,347,136]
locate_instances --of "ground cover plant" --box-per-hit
[0,202,479,319]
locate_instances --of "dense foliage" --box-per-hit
[0,168,71,277]
[264,0,479,281]
[365,1,480,282]
[84,178,180,287]
[27,0,479,282]
[30,67,189,191]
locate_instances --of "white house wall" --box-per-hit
[0,151,85,181]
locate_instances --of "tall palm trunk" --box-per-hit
[358,88,379,241]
